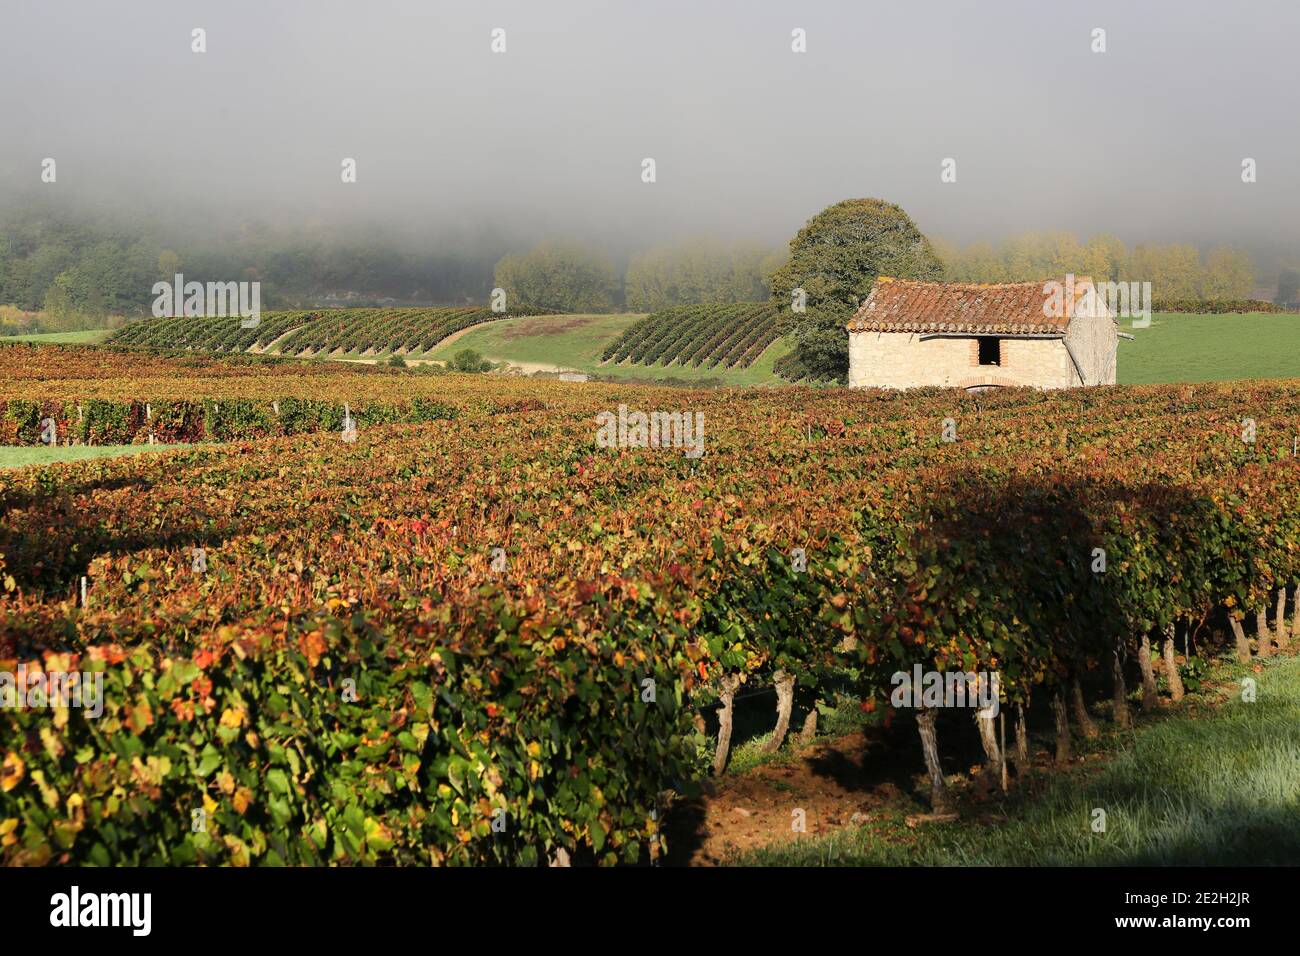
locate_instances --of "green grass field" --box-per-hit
[424,313,795,386]
[730,654,1300,866]
[0,444,186,469]
[1118,312,1300,384]
[3,329,112,345]
[425,313,640,367]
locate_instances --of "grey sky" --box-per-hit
[1,0,1296,261]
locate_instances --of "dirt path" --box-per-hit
[490,359,585,375]
[246,325,307,354]
[665,728,922,865]
[428,324,484,353]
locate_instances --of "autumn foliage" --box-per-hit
[2,346,1299,863]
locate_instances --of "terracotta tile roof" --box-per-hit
[847,277,1101,334]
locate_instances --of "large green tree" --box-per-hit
[767,198,943,382]
[493,241,618,313]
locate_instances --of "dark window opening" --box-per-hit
[977,336,1001,366]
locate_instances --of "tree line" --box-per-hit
[491,238,785,314]
[0,206,504,333]
[933,232,1258,301]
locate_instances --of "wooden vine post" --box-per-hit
[975,708,1003,780]
[1256,606,1272,659]
[1014,704,1030,772]
[1275,588,1288,648]
[974,674,1003,780]
[915,708,952,814]
[1112,644,1133,729]
[1230,615,1251,663]
[798,706,818,746]
[1162,622,1185,701]
[1051,690,1072,763]
[711,674,741,776]
[763,670,796,753]
[1071,678,1099,738]
[999,713,1008,792]
[1291,585,1300,647]
[1138,634,1160,710]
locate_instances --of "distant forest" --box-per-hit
[0,202,785,331]
[0,202,506,331]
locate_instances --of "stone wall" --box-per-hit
[1063,312,1119,386]
[847,332,1080,390]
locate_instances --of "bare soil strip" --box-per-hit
[246,325,308,354]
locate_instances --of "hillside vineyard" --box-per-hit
[108,306,558,357]
[602,303,784,369]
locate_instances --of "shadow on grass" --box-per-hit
[726,658,1300,865]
